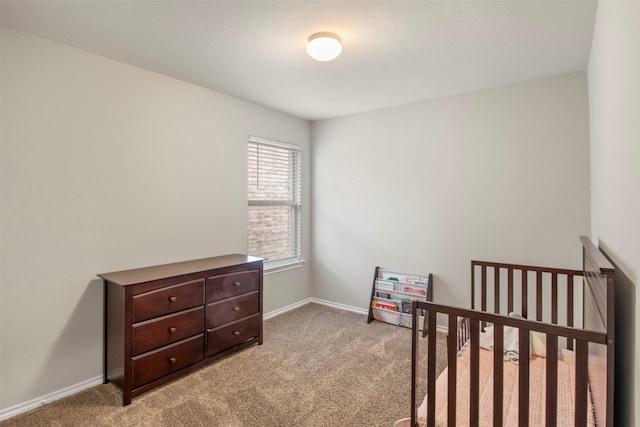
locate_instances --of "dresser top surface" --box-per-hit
[98,254,263,286]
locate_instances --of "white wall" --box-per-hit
[587,1,640,425]
[311,72,591,314]
[0,27,311,411]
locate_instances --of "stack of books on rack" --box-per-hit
[369,269,431,329]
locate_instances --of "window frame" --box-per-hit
[247,136,304,274]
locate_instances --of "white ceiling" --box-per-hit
[1,0,598,121]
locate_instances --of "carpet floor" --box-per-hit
[1,303,446,427]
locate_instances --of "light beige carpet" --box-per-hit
[1,303,446,427]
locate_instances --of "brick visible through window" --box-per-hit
[248,137,301,264]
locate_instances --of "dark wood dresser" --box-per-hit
[99,254,263,405]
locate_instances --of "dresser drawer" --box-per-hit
[206,292,259,329]
[206,270,259,302]
[206,314,260,357]
[132,307,204,356]
[133,279,204,322]
[132,334,204,389]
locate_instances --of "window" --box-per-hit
[248,136,302,270]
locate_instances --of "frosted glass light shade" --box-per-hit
[306,32,342,61]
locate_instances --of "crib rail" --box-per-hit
[411,300,607,427]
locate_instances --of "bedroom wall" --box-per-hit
[0,27,311,412]
[311,72,591,315]
[587,1,640,425]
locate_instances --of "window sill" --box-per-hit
[264,259,306,276]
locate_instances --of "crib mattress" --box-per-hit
[417,346,595,427]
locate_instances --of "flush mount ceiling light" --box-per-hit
[306,32,342,62]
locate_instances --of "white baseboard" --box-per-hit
[264,298,369,320]
[263,297,313,319]
[0,375,103,421]
[307,297,370,316]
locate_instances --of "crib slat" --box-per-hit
[545,335,558,427]
[427,309,437,427]
[575,340,588,427]
[536,271,543,321]
[447,315,457,427]
[411,303,419,427]
[471,263,476,310]
[493,324,504,427]
[481,266,489,329]
[481,265,487,312]
[518,328,530,426]
[494,267,501,314]
[551,273,558,324]
[567,274,575,350]
[470,320,480,425]
[522,270,528,318]
[508,268,514,313]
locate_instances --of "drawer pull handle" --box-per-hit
[233,281,241,287]
[169,357,177,364]
[233,331,240,336]
[169,296,177,303]
[169,327,177,333]
[233,306,240,312]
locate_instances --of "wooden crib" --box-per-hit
[409,236,615,426]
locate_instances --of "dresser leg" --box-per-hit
[123,391,132,406]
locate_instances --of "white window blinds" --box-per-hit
[248,136,302,265]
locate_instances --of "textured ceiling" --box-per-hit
[1,1,598,121]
